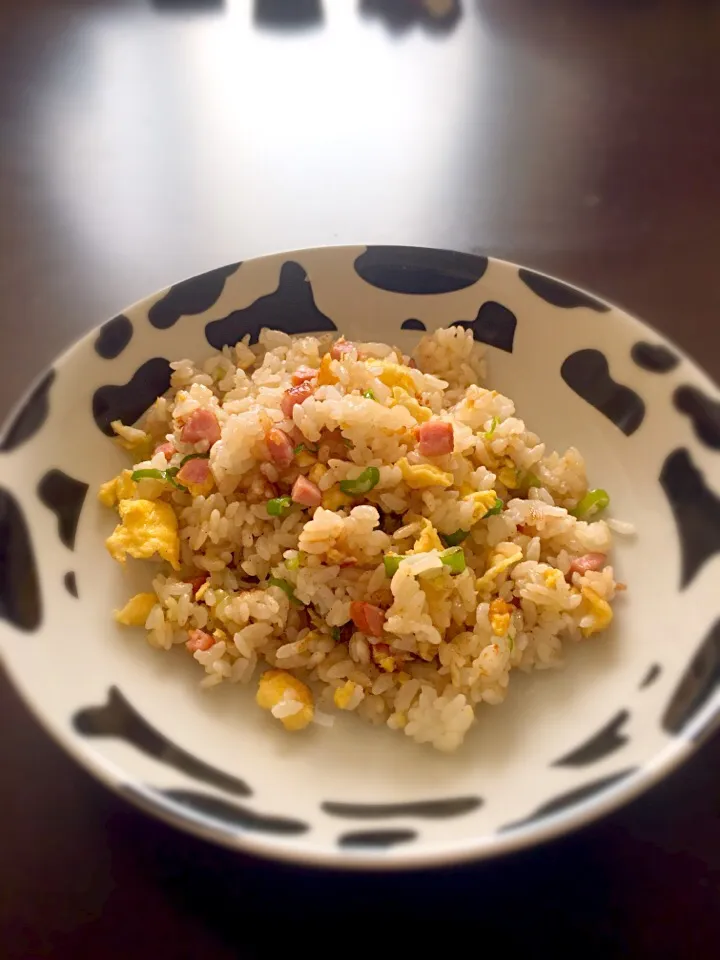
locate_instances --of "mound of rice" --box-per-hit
[100,328,625,752]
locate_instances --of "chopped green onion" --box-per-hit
[164,468,188,492]
[293,442,318,455]
[525,472,541,489]
[131,466,188,492]
[268,577,302,605]
[331,626,341,642]
[440,546,466,575]
[131,468,166,482]
[179,452,210,467]
[342,437,354,448]
[285,553,300,571]
[483,417,500,440]
[441,529,469,547]
[340,466,380,496]
[570,488,610,520]
[483,497,504,517]
[383,554,403,578]
[363,389,377,401]
[267,495,293,517]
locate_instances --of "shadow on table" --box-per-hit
[98,733,720,957]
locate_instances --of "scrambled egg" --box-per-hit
[412,519,444,553]
[476,549,523,591]
[256,669,314,730]
[397,457,453,490]
[543,569,562,589]
[183,474,214,499]
[580,586,613,637]
[114,592,157,626]
[463,489,499,523]
[371,360,416,395]
[295,449,316,468]
[106,499,180,570]
[334,679,362,709]
[309,463,327,485]
[489,597,513,637]
[98,470,136,507]
[317,353,338,386]
[389,387,431,423]
[497,463,520,489]
[322,486,352,511]
[111,420,153,461]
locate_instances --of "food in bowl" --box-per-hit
[100,327,624,751]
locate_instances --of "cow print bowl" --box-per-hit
[1,245,719,870]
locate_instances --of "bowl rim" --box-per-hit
[1,243,719,870]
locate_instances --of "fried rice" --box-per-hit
[100,327,625,752]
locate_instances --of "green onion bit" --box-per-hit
[339,466,380,496]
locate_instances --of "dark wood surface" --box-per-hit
[2,1,719,956]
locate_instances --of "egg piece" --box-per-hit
[322,486,352,511]
[390,387,432,423]
[463,489,499,523]
[476,550,523,591]
[105,499,180,569]
[316,354,338,386]
[488,597,513,637]
[114,593,157,626]
[98,470,136,508]
[256,669,314,731]
[333,680,365,710]
[371,360,416,395]
[580,586,614,637]
[412,518,444,554]
[396,457,453,490]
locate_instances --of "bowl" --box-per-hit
[1,245,719,869]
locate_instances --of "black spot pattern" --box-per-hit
[94,315,133,359]
[360,0,461,33]
[353,247,487,294]
[631,341,679,373]
[205,262,337,349]
[500,769,637,832]
[148,262,240,330]
[122,785,308,837]
[73,687,251,797]
[663,619,720,736]
[673,386,720,451]
[0,487,41,632]
[660,448,720,589]
[322,797,481,819]
[519,268,610,312]
[0,370,55,452]
[63,571,78,599]
[93,357,172,436]
[639,663,662,689]
[552,711,630,767]
[451,301,517,353]
[401,318,426,331]
[561,349,645,435]
[339,829,417,849]
[161,789,308,835]
[37,470,88,550]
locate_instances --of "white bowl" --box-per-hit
[1,245,719,869]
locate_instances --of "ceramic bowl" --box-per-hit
[1,246,719,869]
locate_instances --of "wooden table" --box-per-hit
[2,1,719,956]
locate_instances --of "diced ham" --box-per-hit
[265,427,295,467]
[186,629,215,652]
[350,601,385,638]
[181,409,221,446]
[330,338,354,360]
[281,381,315,418]
[292,365,317,385]
[187,573,209,595]
[176,456,211,487]
[407,357,418,369]
[291,474,322,507]
[154,441,175,460]
[568,553,607,577]
[416,420,454,457]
